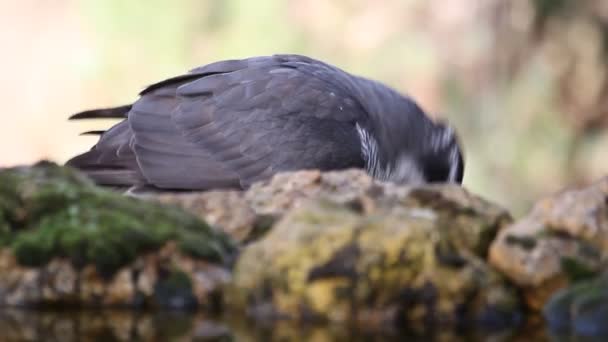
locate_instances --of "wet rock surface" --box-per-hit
[2,162,608,337]
[489,177,608,310]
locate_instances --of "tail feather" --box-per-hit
[69,104,132,120]
[79,130,106,136]
[65,149,103,169]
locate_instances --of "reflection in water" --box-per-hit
[0,309,563,342]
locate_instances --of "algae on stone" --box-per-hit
[228,194,520,330]
[0,162,235,276]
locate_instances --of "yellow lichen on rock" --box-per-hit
[229,185,518,328]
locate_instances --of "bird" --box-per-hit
[66,54,465,193]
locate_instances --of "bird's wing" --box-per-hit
[129,55,366,189]
[127,78,242,190]
[66,60,268,189]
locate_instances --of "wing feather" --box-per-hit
[69,55,367,190]
[167,60,364,187]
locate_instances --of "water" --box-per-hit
[0,309,575,341]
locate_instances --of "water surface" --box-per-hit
[0,309,586,341]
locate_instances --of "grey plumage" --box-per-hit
[67,54,464,192]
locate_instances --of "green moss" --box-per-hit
[0,162,235,275]
[560,257,599,283]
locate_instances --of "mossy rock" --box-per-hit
[0,161,235,276]
[228,198,521,330]
[544,272,608,337]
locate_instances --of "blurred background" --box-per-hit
[0,0,606,215]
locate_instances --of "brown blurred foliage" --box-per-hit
[0,0,606,215]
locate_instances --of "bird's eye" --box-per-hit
[423,161,450,183]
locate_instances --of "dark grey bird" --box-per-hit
[67,54,464,192]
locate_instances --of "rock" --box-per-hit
[246,169,512,258]
[151,190,259,244]
[0,163,521,331]
[149,169,511,252]
[227,180,519,330]
[105,268,136,306]
[244,169,373,216]
[0,162,235,308]
[0,240,232,309]
[489,177,608,310]
[147,169,517,329]
[544,272,608,337]
[0,162,235,272]
[144,169,371,244]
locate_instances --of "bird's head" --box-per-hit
[416,121,464,184]
[350,77,465,185]
[356,119,464,186]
